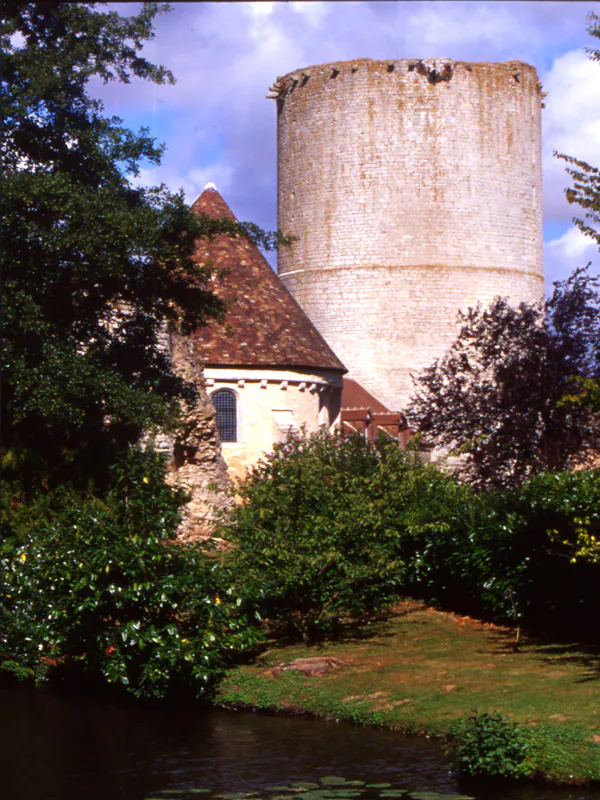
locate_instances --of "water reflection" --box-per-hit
[1,687,597,800]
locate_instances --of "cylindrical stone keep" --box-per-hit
[274,58,544,410]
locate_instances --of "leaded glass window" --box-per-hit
[212,389,237,442]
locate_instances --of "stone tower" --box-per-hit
[270,58,545,410]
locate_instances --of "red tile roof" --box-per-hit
[342,379,392,413]
[190,184,236,222]
[187,186,346,373]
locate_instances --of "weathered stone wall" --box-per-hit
[167,333,234,542]
[274,58,544,409]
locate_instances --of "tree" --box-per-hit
[1,2,272,501]
[221,430,409,642]
[556,151,600,252]
[407,268,600,489]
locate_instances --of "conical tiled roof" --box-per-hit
[187,186,346,373]
[190,183,236,222]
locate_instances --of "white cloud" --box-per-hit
[544,226,600,287]
[289,2,329,28]
[403,3,533,53]
[541,48,600,224]
[245,2,275,18]
[185,164,236,204]
[543,50,600,158]
[130,163,236,206]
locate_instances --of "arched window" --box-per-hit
[212,389,237,443]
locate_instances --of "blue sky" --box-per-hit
[95,1,600,288]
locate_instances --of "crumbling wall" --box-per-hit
[167,332,234,542]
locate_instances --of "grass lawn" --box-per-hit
[216,601,600,785]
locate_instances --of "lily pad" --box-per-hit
[366,785,392,790]
[292,784,321,791]
[319,778,350,786]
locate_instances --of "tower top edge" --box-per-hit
[273,58,539,85]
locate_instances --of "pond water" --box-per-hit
[1,687,598,800]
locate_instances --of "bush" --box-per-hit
[407,488,526,624]
[450,710,530,778]
[502,469,600,633]
[406,468,600,637]
[511,469,600,563]
[221,430,421,641]
[0,449,262,699]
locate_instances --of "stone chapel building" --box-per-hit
[166,184,407,539]
[183,184,346,484]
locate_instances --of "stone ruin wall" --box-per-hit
[149,327,234,543]
[274,58,545,410]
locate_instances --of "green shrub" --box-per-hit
[450,710,530,778]
[404,483,518,622]
[0,449,262,699]
[502,468,600,633]
[221,430,423,641]
[510,468,600,558]
[406,468,600,637]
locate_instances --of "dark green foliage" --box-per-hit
[500,470,600,631]
[0,5,271,694]
[406,468,600,636]
[0,449,262,699]
[405,484,505,618]
[3,2,186,495]
[219,424,599,641]
[1,2,280,500]
[402,476,532,628]
[450,710,530,779]
[518,468,600,568]
[220,430,418,641]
